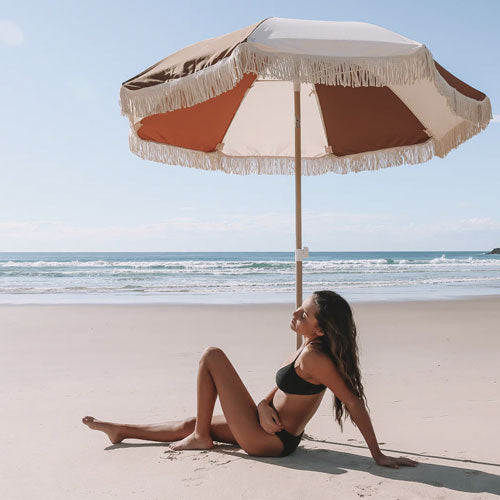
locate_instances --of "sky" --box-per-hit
[1,0,499,252]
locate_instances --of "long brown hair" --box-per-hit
[313,290,369,431]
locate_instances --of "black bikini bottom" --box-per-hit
[275,429,304,457]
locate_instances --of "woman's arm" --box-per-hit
[257,386,283,434]
[344,397,381,459]
[346,398,418,468]
[304,351,418,468]
[258,386,278,407]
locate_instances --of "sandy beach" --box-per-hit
[1,297,499,499]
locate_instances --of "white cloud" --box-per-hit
[492,114,500,123]
[303,210,391,234]
[0,20,24,46]
[405,217,500,235]
[0,220,60,232]
[1,214,498,251]
[135,212,293,233]
[445,217,500,232]
[0,212,378,251]
[1,214,495,239]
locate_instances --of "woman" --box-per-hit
[83,290,417,468]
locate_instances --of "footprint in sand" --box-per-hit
[182,477,204,487]
[355,485,373,498]
[161,450,180,460]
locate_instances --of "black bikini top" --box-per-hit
[276,344,326,395]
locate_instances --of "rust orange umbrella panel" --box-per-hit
[120,17,492,176]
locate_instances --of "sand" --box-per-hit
[1,298,499,499]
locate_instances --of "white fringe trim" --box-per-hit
[433,119,487,158]
[120,44,434,118]
[239,43,435,87]
[129,128,440,176]
[431,70,492,126]
[129,107,489,175]
[120,50,245,120]
[120,42,492,131]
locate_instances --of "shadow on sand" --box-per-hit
[105,440,500,496]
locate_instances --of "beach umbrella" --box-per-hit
[120,17,492,347]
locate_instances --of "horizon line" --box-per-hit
[0,249,495,254]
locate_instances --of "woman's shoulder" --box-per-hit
[301,343,351,393]
[300,342,337,385]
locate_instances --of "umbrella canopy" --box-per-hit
[120,17,491,175]
[120,17,492,346]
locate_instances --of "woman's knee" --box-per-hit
[200,346,225,364]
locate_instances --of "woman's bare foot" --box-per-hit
[82,416,124,444]
[171,432,213,451]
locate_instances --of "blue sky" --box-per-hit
[1,0,499,252]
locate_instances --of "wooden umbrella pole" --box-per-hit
[294,81,303,349]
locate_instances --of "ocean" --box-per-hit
[0,251,499,304]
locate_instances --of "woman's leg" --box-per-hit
[171,347,284,457]
[82,415,236,445]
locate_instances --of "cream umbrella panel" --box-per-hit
[120,17,492,347]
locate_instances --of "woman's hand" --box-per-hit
[374,452,418,468]
[257,401,283,434]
